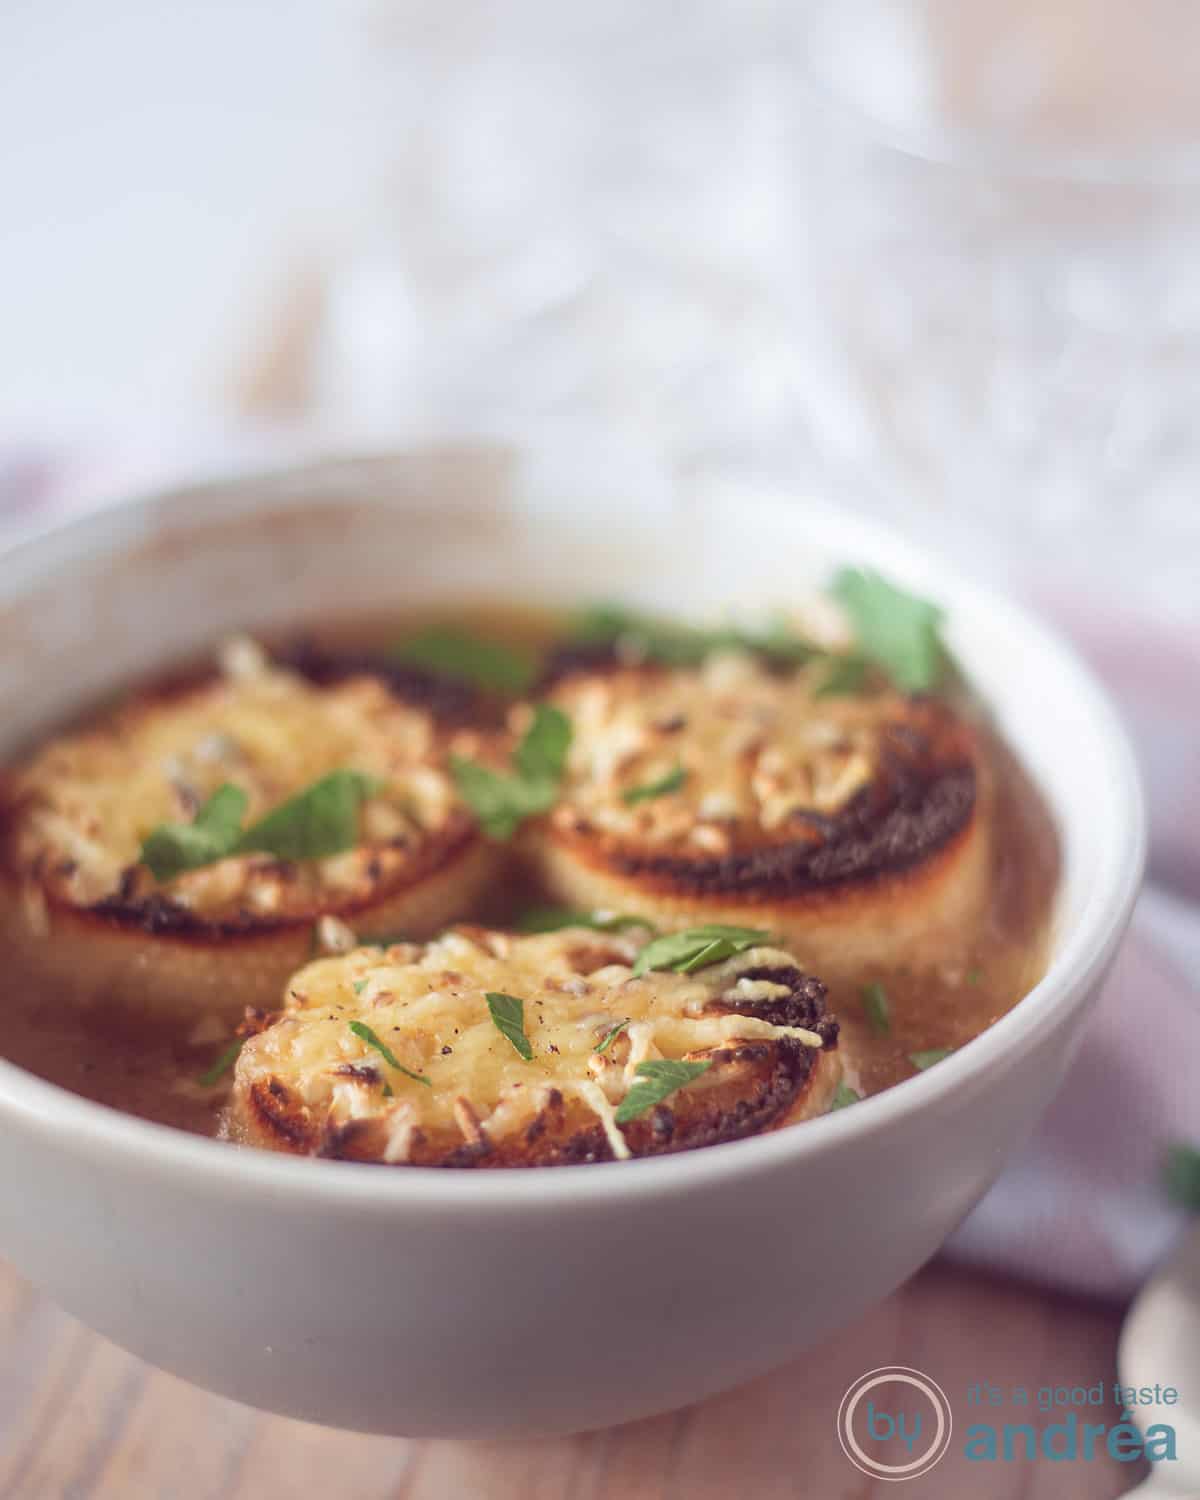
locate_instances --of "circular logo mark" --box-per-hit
[837,1365,953,1482]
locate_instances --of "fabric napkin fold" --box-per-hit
[945,598,1200,1299]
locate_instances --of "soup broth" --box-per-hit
[0,605,1060,1144]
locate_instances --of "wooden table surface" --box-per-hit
[0,1255,1144,1500]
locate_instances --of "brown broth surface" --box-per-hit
[1,606,1060,1141]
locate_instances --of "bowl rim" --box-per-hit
[0,455,1147,1213]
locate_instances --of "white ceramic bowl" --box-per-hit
[0,451,1144,1437]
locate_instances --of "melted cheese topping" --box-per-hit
[5,642,471,915]
[237,927,825,1157]
[549,651,926,852]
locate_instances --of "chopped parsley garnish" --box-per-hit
[831,568,946,695]
[615,1058,713,1124]
[347,1020,431,1086]
[141,784,248,882]
[141,769,382,882]
[391,626,537,696]
[237,769,383,863]
[966,967,984,987]
[352,979,368,995]
[485,992,534,1061]
[631,924,770,978]
[830,1081,862,1111]
[197,1036,244,1088]
[450,703,572,840]
[594,1018,631,1055]
[861,982,891,1036]
[1165,1143,1200,1212]
[516,906,654,935]
[909,1047,954,1071]
[569,604,816,670]
[623,765,687,805]
[814,653,869,699]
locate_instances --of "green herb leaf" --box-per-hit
[451,704,573,840]
[614,1058,713,1123]
[141,783,248,882]
[236,769,381,863]
[861,982,891,1036]
[570,605,816,671]
[748,616,821,668]
[831,568,946,694]
[198,1035,244,1088]
[571,604,717,667]
[485,992,534,1061]
[347,1019,431,1086]
[966,967,984,987]
[594,1018,631,1055]
[513,704,572,783]
[814,654,869,699]
[623,765,687,805]
[909,1047,954,1071]
[392,626,537,696]
[631,924,771,978]
[516,906,655,935]
[352,979,368,995]
[1165,1143,1200,1212]
[449,756,557,840]
[830,1081,862,1111]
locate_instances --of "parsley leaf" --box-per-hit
[141,783,248,882]
[831,568,946,694]
[623,765,687,805]
[631,924,771,978]
[514,703,572,782]
[861,982,891,1037]
[485,992,534,1060]
[814,653,869,699]
[197,1035,244,1088]
[516,906,655,935]
[594,1018,631,1055]
[142,770,383,882]
[614,1058,713,1123]
[451,704,572,840]
[1165,1143,1200,1212]
[909,1047,954,1070]
[348,1020,431,1086]
[236,769,381,863]
[392,626,537,696]
[830,1081,862,1111]
[570,604,816,670]
[448,756,553,840]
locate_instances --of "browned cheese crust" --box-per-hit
[0,640,502,1024]
[231,926,843,1166]
[534,651,991,979]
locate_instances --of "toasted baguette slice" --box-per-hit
[534,651,990,981]
[231,926,842,1166]
[0,642,501,1024]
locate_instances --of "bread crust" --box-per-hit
[0,827,499,1025]
[0,653,503,1024]
[536,658,991,979]
[230,927,844,1167]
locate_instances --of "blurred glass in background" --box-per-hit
[793,0,1200,612]
[310,0,1200,616]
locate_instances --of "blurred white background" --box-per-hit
[2,0,1200,625]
